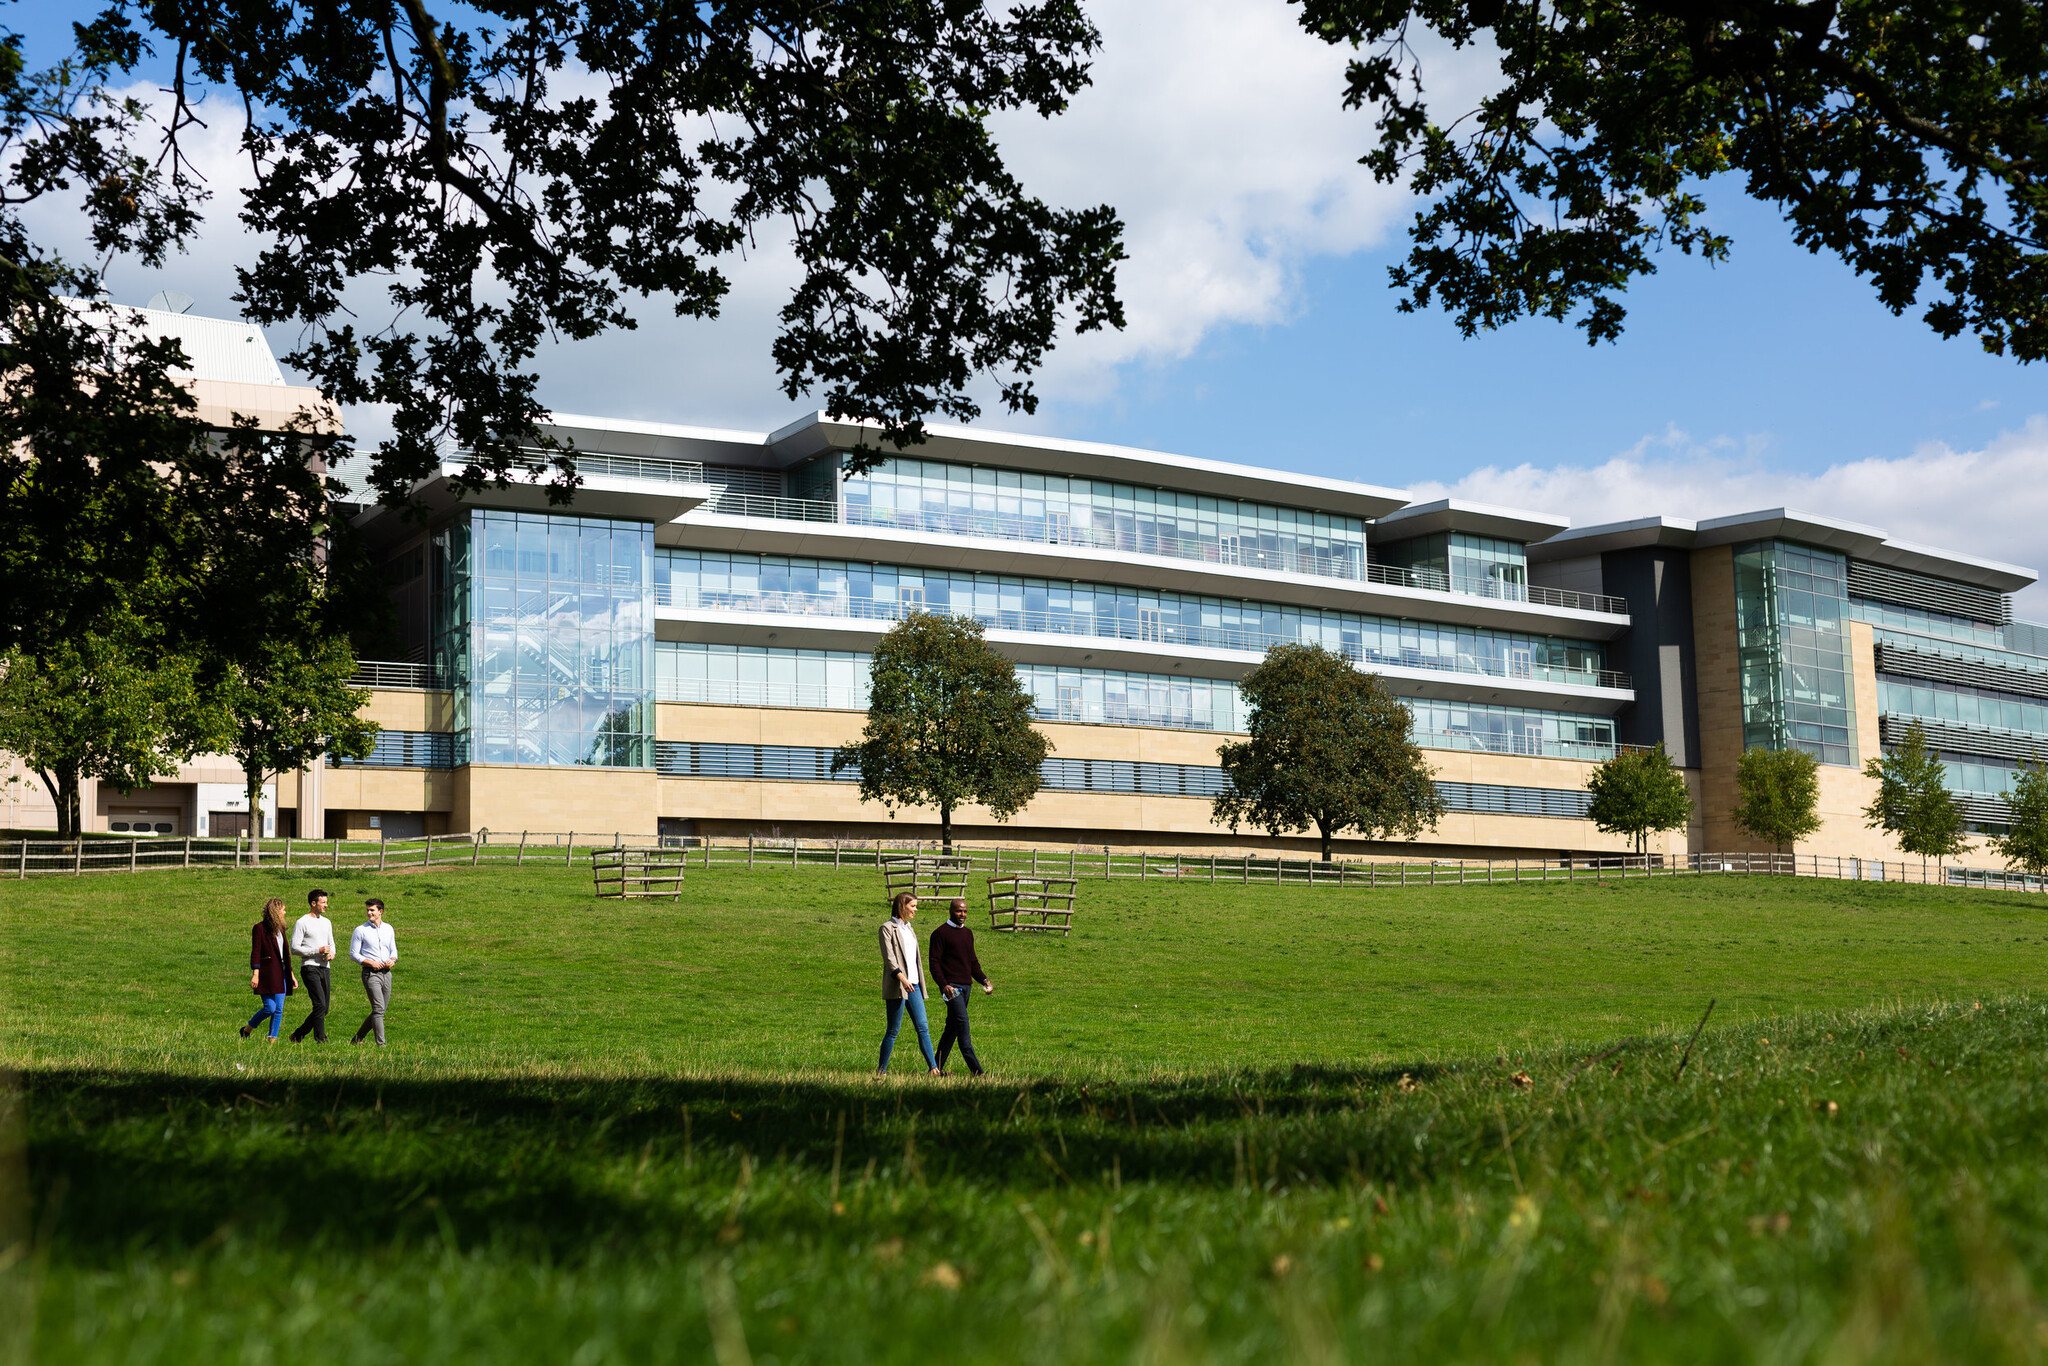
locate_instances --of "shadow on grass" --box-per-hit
[27,1061,1460,1261]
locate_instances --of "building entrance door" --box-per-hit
[210,812,251,837]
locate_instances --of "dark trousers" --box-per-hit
[936,984,983,1075]
[290,963,331,1042]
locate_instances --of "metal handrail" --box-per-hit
[653,587,1633,690]
[349,660,441,690]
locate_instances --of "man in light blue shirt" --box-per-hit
[348,898,399,1046]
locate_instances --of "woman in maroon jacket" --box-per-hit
[239,897,297,1041]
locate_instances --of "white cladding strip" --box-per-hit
[653,607,1635,716]
[1530,508,2036,593]
[663,512,1630,640]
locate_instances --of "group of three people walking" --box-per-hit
[878,892,994,1077]
[241,889,399,1046]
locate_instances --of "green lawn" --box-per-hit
[5,865,2048,1363]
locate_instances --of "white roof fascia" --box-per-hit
[764,412,1412,520]
[662,511,1629,639]
[66,298,289,386]
[539,413,778,467]
[1526,516,1700,561]
[655,607,1633,714]
[1690,507,1890,556]
[1369,497,1570,545]
[1857,537,2036,593]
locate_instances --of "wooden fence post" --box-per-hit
[423,836,432,868]
[74,838,83,876]
[567,833,575,868]
[18,840,27,879]
[380,832,388,873]
[793,838,800,868]
[182,836,191,870]
[518,831,528,866]
[129,839,138,874]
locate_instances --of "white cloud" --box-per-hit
[1412,419,2048,616]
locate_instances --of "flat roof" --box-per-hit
[1369,497,1569,545]
[1528,508,2037,592]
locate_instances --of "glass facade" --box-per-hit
[656,551,1611,688]
[658,642,870,710]
[433,510,655,767]
[841,456,1368,580]
[1879,676,2048,735]
[1379,533,1528,598]
[1850,597,2007,646]
[1732,541,1857,766]
[1405,700,1617,761]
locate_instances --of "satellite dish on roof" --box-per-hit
[145,289,196,315]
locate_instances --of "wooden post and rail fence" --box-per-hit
[3,831,2043,896]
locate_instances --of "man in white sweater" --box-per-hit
[288,888,337,1043]
[348,898,399,1046]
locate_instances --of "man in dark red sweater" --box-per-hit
[928,898,993,1076]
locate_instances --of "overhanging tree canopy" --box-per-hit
[1296,0,2048,359]
[109,0,1126,500]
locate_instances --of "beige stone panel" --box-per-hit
[318,767,456,814]
[1689,544,1759,851]
[361,689,455,731]
[454,765,661,838]
[188,379,337,433]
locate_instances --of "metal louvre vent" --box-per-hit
[654,742,1597,819]
[1879,714,2048,765]
[1849,560,2010,624]
[329,730,455,770]
[1435,781,1592,819]
[1954,793,2014,826]
[1875,643,2048,701]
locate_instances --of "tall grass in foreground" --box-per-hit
[17,996,2048,1364]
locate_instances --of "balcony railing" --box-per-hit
[350,660,441,690]
[654,586,1632,691]
[497,448,1632,615]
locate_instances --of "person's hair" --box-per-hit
[262,897,287,934]
[308,888,327,904]
[366,897,385,913]
[891,891,916,918]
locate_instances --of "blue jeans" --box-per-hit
[246,992,286,1039]
[937,984,983,1075]
[878,992,936,1073]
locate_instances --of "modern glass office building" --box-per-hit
[56,369,2031,858]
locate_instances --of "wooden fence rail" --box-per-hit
[3,832,2042,896]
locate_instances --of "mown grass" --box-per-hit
[5,865,2048,1362]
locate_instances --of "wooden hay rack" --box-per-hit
[591,846,687,900]
[987,874,1077,935]
[880,854,972,909]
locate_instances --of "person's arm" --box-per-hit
[881,923,909,994]
[291,918,314,960]
[349,926,370,966]
[250,925,262,988]
[965,931,990,989]
[384,930,397,968]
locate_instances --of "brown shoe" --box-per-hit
[239,1024,252,1039]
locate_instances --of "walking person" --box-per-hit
[876,892,940,1077]
[929,898,994,1077]
[239,897,297,1041]
[288,888,336,1043]
[349,898,398,1046]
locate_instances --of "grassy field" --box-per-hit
[5,864,2048,1363]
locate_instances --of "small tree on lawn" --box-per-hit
[1585,744,1693,862]
[834,613,1049,853]
[1990,757,2048,877]
[1732,746,1824,853]
[1212,644,1444,862]
[0,620,209,838]
[206,627,377,859]
[1862,720,1969,876]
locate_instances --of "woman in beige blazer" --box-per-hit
[877,892,940,1076]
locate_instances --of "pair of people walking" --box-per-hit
[876,893,993,1077]
[240,889,398,1045]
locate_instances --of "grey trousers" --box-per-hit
[354,968,391,1044]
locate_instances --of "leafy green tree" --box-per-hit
[1212,644,1444,862]
[1732,746,1825,853]
[0,620,209,838]
[1991,758,2048,876]
[1863,720,1970,874]
[1585,744,1693,860]
[45,0,1126,505]
[834,614,1050,853]
[204,629,376,858]
[1298,0,2048,360]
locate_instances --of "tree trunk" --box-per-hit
[1318,821,1333,863]
[940,799,953,855]
[45,763,83,840]
[245,764,265,868]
